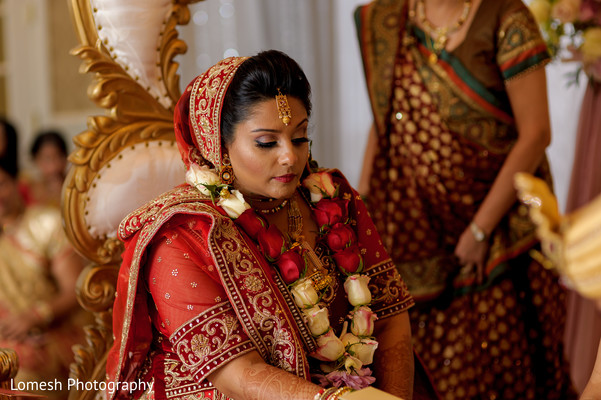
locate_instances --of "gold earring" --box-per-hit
[220,153,235,185]
[276,88,292,126]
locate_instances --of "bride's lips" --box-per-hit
[273,174,296,183]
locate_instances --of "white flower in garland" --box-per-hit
[344,275,372,306]
[303,305,331,336]
[314,329,346,361]
[185,163,250,218]
[299,171,380,390]
[218,189,250,218]
[350,306,377,337]
[350,339,378,365]
[185,163,221,197]
[291,277,320,308]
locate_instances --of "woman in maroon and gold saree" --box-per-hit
[106,51,424,400]
[356,0,576,398]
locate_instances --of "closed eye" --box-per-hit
[255,140,277,148]
[292,137,310,145]
[255,137,309,149]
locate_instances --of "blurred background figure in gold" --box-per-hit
[0,118,88,399]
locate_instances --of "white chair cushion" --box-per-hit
[92,0,173,108]
[85,140,185,238]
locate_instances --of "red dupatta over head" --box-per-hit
[174,56,248,171]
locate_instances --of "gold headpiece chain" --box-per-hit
[276,88,292,126]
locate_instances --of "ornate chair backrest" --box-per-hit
[65,1,203,398]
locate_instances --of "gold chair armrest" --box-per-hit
[0,348,18,388]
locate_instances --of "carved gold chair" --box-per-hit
[0,348,18,398]
[515,172,601,299]
[65,1,203,398]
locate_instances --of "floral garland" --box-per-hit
[529,0,601,83]
[185,164,379,390]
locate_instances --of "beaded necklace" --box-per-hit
[257,199,288,214]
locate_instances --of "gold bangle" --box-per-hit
[327,386,353,400]
[320,387,339,400]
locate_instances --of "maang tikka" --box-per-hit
[276,88,292,126]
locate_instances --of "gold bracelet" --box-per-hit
[313,388,326,400]
[337,387,353,398]
[327,386,353,400]
[469,221,487,242]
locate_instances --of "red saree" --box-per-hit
[106,172,413,400]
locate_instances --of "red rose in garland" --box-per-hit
[325,223,357,252]
[276,249,306,284]
[313,198,349,229]
[332,245,363,274]
[236,209,267,240]
[257,224,286,261]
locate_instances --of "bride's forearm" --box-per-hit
[209,351,322,400]
[373,312,414,399]
[241,362,323,400]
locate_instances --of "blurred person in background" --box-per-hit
[0,118,29,203]
[355,0,576,398]
[0,119,88,399]
[21,130,69,208]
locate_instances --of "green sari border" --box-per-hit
[500,44,550,80]
[354,0,406,136]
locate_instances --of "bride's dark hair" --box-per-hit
[220,50,312,145]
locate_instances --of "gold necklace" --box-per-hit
[416,0,472,64]
[257,199,288,214]
[287,194,303,240]
[287,193,333,291]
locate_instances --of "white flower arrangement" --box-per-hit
[185,163,250,218]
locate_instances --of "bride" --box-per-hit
[106,50,420,400]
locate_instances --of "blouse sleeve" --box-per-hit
[334,171,414,319]
[496,1,551,81]
[145,217,255,383]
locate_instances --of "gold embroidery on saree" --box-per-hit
[114,190,231,393]
[174,313,242,369]
[165,303,254,398]
[497,9,547,67]
[119,185,208,240]
[208,217,308,378]
[189,58,249,170]
[365,259,414,315]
